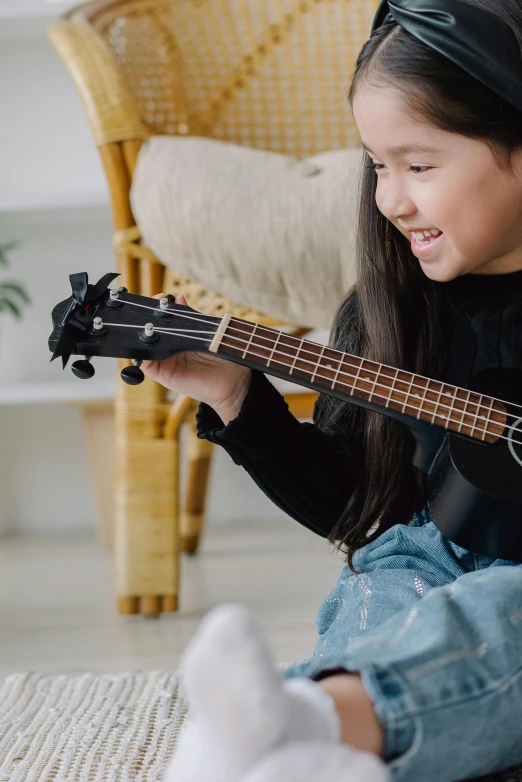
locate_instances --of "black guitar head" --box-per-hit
[49,272,218,376]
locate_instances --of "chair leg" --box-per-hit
[285,392,318,421]
[78,400,115,549]
[115,374,180,616]
[181,428,214,555]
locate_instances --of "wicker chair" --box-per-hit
[48,0,378,616]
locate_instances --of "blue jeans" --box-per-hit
[283,510,522,782]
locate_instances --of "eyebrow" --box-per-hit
[361,142,442,156]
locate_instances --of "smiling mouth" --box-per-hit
[411,229,443,243]
[410,230,445,259]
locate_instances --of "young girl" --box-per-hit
[144,1,522,780]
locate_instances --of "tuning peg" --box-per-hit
[91,316,108,337]
[107,288,123,308]
[121,359,145,386]
[140,322,159,343]
[157,295,175,319]
[72,358,95,379]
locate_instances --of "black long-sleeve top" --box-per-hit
[196,270,522,539]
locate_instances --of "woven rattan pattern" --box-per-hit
[163,269,293,326]
[86,0,377,157]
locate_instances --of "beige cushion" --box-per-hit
[131,137,362,329]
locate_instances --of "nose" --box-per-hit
[377,177,416,224]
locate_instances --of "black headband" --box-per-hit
[372,0,522,113]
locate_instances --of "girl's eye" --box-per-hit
[409,165,431,174]
[367,162,432,174]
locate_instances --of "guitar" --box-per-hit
[49,272,522,562]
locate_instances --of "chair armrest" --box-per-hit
[48,18,149,147]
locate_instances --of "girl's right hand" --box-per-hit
[141,294,252,425]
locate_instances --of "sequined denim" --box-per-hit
[283,509,522,782]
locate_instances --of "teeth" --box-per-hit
[412,229,442,241]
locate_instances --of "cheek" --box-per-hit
[439,183,517,253]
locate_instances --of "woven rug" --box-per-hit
[0,670,520,782]
[0,671,187,781]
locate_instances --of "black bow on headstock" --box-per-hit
[50,271,119,368]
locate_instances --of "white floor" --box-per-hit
[0,520,344,679]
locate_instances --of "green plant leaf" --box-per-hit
[0,297,22,318]
[0,281,30,304]
[0,242,18,267]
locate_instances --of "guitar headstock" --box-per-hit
[49,272,219,383]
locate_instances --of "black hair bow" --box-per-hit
[372,0,522,113]
[50,271,119,368]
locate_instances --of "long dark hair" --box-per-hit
[316,0,522,568]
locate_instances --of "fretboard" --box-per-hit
[216,318,506,444]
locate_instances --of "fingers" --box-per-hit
[141,358,158,374]
[152,292,188,306]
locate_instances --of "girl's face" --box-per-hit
[352,83,522,280]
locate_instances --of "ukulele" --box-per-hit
[49,272,522,562]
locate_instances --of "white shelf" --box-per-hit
[0,380,116,406]
[0,191,110,214]
[0,192,111,225]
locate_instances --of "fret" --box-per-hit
[417,379,430,421]
[369,365,381,402]
[446,387,458,430]
[266,330,281,367]
[461,389,473,435]
[482,396,496,442]
[431,384,446,424]
[330,354,344,390]
[401,374,416,414]
[466,391,479,437]
[289,338,305,375]
[242,323,258,359]
[351,360,364,395]
[386,369,400,409]
[311,345,326,384]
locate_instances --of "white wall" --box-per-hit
[0,10,107,210]
[0,8,309,534]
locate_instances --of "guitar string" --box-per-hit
[102,320,522,447]
[121,299,522,421]
[110,299,522,427]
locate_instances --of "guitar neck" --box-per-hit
[212,315,505,445]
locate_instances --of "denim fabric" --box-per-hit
[283,509,522,782]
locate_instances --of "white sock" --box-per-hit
[283,677,341,743]
[240,741,389,782]
[166,717,228,782]
[169,604,342,781]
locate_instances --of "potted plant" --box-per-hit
[0,242,30,318]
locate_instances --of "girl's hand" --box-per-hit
[141,294,252,424]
